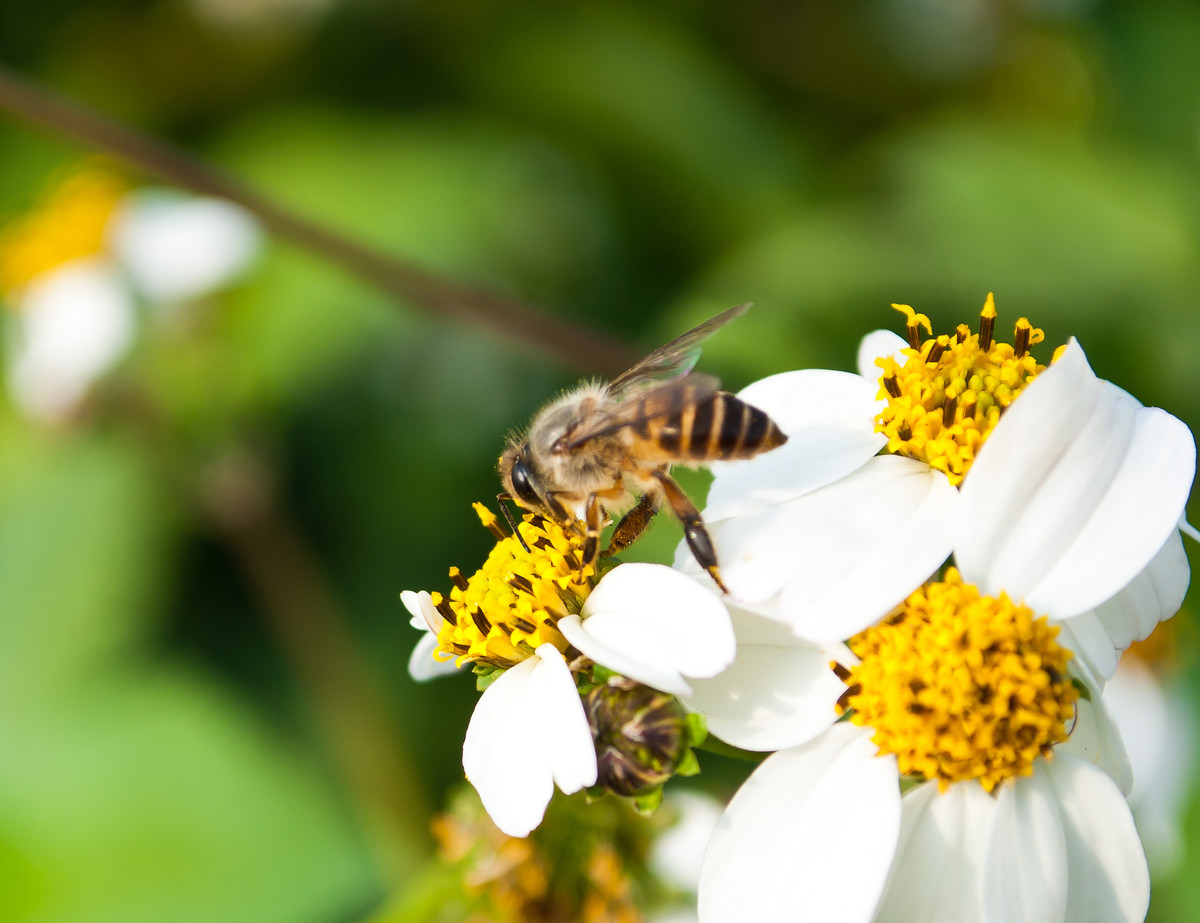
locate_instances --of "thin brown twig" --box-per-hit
[0,64,638,376]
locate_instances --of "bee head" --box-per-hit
[499,441,545,512]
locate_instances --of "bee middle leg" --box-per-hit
[650,470,728,594]
[582,493,606,570]
[603,492,658,557]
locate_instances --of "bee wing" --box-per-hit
[563,373,722,448]
[605,303,750,398]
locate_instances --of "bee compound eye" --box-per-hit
[510,457,543,508]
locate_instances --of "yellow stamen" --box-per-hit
[837,569,1077,792]
[0,165,127,297]
[434,504,595,669]
[874,294,1052,485]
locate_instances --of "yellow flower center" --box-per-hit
[837,568,1077,792]
[433,503,595,669]
[874,294,1052,485]
[0,166,127,297]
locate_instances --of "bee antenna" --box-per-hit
[495,493,531,552]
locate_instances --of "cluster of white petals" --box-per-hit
[404,563,734,838]
[684,330,1195,923]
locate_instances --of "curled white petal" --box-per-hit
[1045,754,1150,923]
[698,724,899,923]
[703,369,885,521]
[957,340,1195,620]
[683,606,843,751]
[7,258,136,421]
[401,590,459,681]
[109,191,261,303]
[559,563,734,697]
[1059,688,1134,797]
[715,454,956,642]
[462,645,596,837]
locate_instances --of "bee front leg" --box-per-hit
[603,492,658,557]
[650,470,729,594]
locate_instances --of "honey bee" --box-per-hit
[498,304,787,593]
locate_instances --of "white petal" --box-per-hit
[856,329,909,380]
[1044,755,1150,923]
[1087,531,1189,677]
[957,340,1195,619]
[109,191,261,303]
[1054,613,1121,686]
[1103,656,1171,806]
[984,766,1068,923]
[1059,689,1134,797]
[7,258,136,421]
[561,563,735,696]
[703,369,885,521]
[528,645,598,795]
[407,631,460,681]
[683,606,843,751]
[462,645,595,837]
[875,781,996,923]
[716,454,956,642]
[698,724,899,923]
[401,589,444,634]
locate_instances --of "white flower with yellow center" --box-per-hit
[690,296,1194,677]
[403,504,734,838]
[0,166,260,422]
[693,568,1149,923]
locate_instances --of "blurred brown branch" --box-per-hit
[0,64,637,376]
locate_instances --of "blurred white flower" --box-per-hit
[0,166,261,423]
[1104,647,1197,876]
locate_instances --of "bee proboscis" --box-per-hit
[498,304,788,593]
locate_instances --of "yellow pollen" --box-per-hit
[874,294,1051,485]
[434,503,595,669]
[0,165,127,297]
[838,568,1077,792]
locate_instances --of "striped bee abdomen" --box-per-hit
[651,391,787,461]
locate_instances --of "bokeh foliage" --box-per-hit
[0,0,1198,920]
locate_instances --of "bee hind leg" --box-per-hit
[603,492,658,557]
[582,492,605,571]
[650,470,728,594]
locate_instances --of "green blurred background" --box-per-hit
[0,0,1198,920]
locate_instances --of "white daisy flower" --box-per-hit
[404,504,734,838]
[693,569,1149,923]
[0,166,260,422]
[690,297,1194,677]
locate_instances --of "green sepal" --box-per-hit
[632,785,664,814]
[474,665,503,692]
[674,748,700,777]
[684,711,708,747]
[1072,677,1092,702]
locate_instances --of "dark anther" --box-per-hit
[831,662,853,682]
[470,607,492,637]
[883,375,902,398]
[925,337,947,365]
[1014,322,1031,358]
[507,573,535,595]
[449,568,469,591]
[836,684,861,713]
[956,324,971,344]
[434,596,457,625]
[907,703,931,715]
[979,312,995,351]
[898,422,913,441]
[511,617,537,634]
[942,394,958,427]
[906,324,922,350]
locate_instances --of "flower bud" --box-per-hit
[585,679,689,797]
